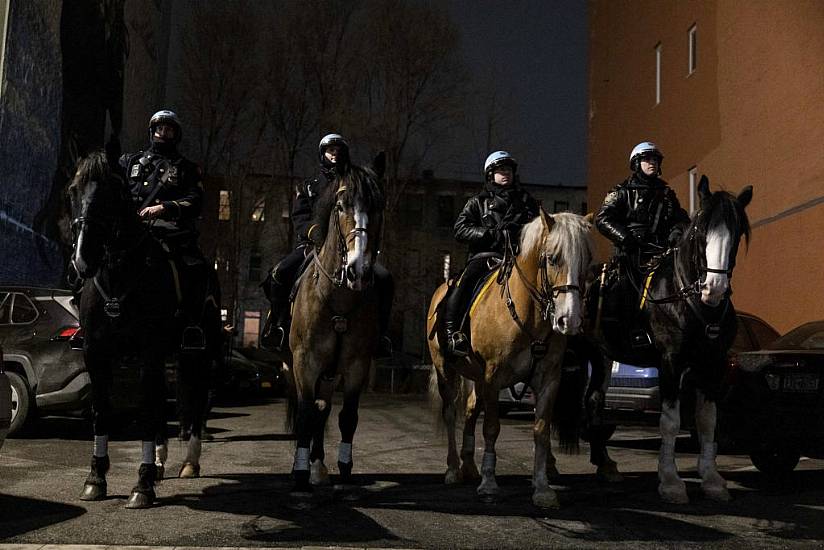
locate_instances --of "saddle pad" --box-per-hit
[468,268,500,318]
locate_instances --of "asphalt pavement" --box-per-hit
[2,392,824,549]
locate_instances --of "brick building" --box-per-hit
[588,0,824,333]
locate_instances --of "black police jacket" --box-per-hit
[119,150,204,233]
[291,166,337,246]
[595,173,690,255]
[454,184,540,262]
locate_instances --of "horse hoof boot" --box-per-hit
[178,462,200,479]
[460,462,480,482]
[532,489,560,510]
[79,482,107,501]
[155,464,165,483]
[290,469,313,497]
[125,489,155,509]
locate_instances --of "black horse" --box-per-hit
[69,151,222,508]
[592,175,752,503]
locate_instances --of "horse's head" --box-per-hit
[313,154,386,291]
[520,209,594,335]
[690,175,752,306]
[68,151,126,278]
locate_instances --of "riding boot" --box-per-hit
[80,455,110,501]
[262,295,291,352]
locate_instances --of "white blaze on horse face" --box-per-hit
[702,225,731,306]
[553,265,583,335]
[345,207,370,291]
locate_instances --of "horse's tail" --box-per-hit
[284,363,298,435]
[552,359,586,454]
[428,365,470,436]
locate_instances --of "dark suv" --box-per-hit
[0,287,90,435]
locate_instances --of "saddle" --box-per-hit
[429,265,499,344]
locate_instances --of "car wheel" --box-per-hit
[750,448,801,475]
[7,371,32,437]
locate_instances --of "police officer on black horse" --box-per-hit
[119,109,222,469]
[593,141,690,353]
[264,133,394,357]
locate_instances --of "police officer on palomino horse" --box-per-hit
[444,150,540,359]
[593,141,690,354]
[119,109,221,445]
[263,133,394,357]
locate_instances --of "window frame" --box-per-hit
[688,24,697,75]
[655,42,662,105]
[218,189,231,221]
[688,166,698,214]
[5,293,40,326]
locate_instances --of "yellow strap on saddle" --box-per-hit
[639,270,656,310]
[469,268,501,317]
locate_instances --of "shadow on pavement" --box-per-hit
[0,494,86,539]
[172,468,824,546]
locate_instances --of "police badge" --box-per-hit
[130,164,140,177]
[167,165,178,185]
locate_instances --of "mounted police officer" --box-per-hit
[264,133,394,356]
[595,141,689,269]
[444,151,540,359]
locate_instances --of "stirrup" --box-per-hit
[629,329,652,349]
[448,331,469,358]
[181,325,206,351]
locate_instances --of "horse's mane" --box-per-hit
[520,211,593,275]
[69,150,111,194]
[311,164,385,245]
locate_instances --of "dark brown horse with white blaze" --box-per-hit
[285,156,386,495]
[427,211,593,509]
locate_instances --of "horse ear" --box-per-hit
[372,152,386,179]
[737,185,753,208]
[698,175,711,202]
[584,212,594,224]
[539,206,555,230]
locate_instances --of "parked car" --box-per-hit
[605,312,780,412]
[1,344,11,449]
[217,347,286,400]
[719,319,824,474]
[0,287,89,435]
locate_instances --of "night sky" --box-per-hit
[443,0,588,186]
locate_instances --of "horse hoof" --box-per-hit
[532,490,560,509]
[460,463,480,481]
[703,485,731,502]
[178,462,200,479]
[310,460,330,486]
[79,483,106,501]
[125,490,155,509]
[155,464,165,483]
[658,483,689,504]
[444,469,460,485]
[596,462,624,483]
[478,492,498,504]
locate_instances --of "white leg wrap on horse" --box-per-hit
[701,441,717,463]
[155,442,168,465]
[338,442,353,464]
[93,435,109,458]
[462,435,475,455]
[141,441,155,464]
[482,451,496,474]
[294,447,310,471]
[185,436,202,464]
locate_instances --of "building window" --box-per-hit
[553,200,569,213]
[251,197,265,222]
[655,42,662,105]
[436,195,455,228]
[242,310,261,347]
[688,166,698,214]
[399,193,423,226]
[248,251,262,282]
[688,24,697,75]
[218,190,231,221]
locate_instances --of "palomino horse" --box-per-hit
[286,156,385,495]
[427,210,593,508]
[69,151,222,508]
[597,175,752,503]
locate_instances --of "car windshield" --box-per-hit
[766,322,824,350]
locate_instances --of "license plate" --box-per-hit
[782,373,819,393]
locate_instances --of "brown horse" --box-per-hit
[427,210,593,508]
[285,156,385,495]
